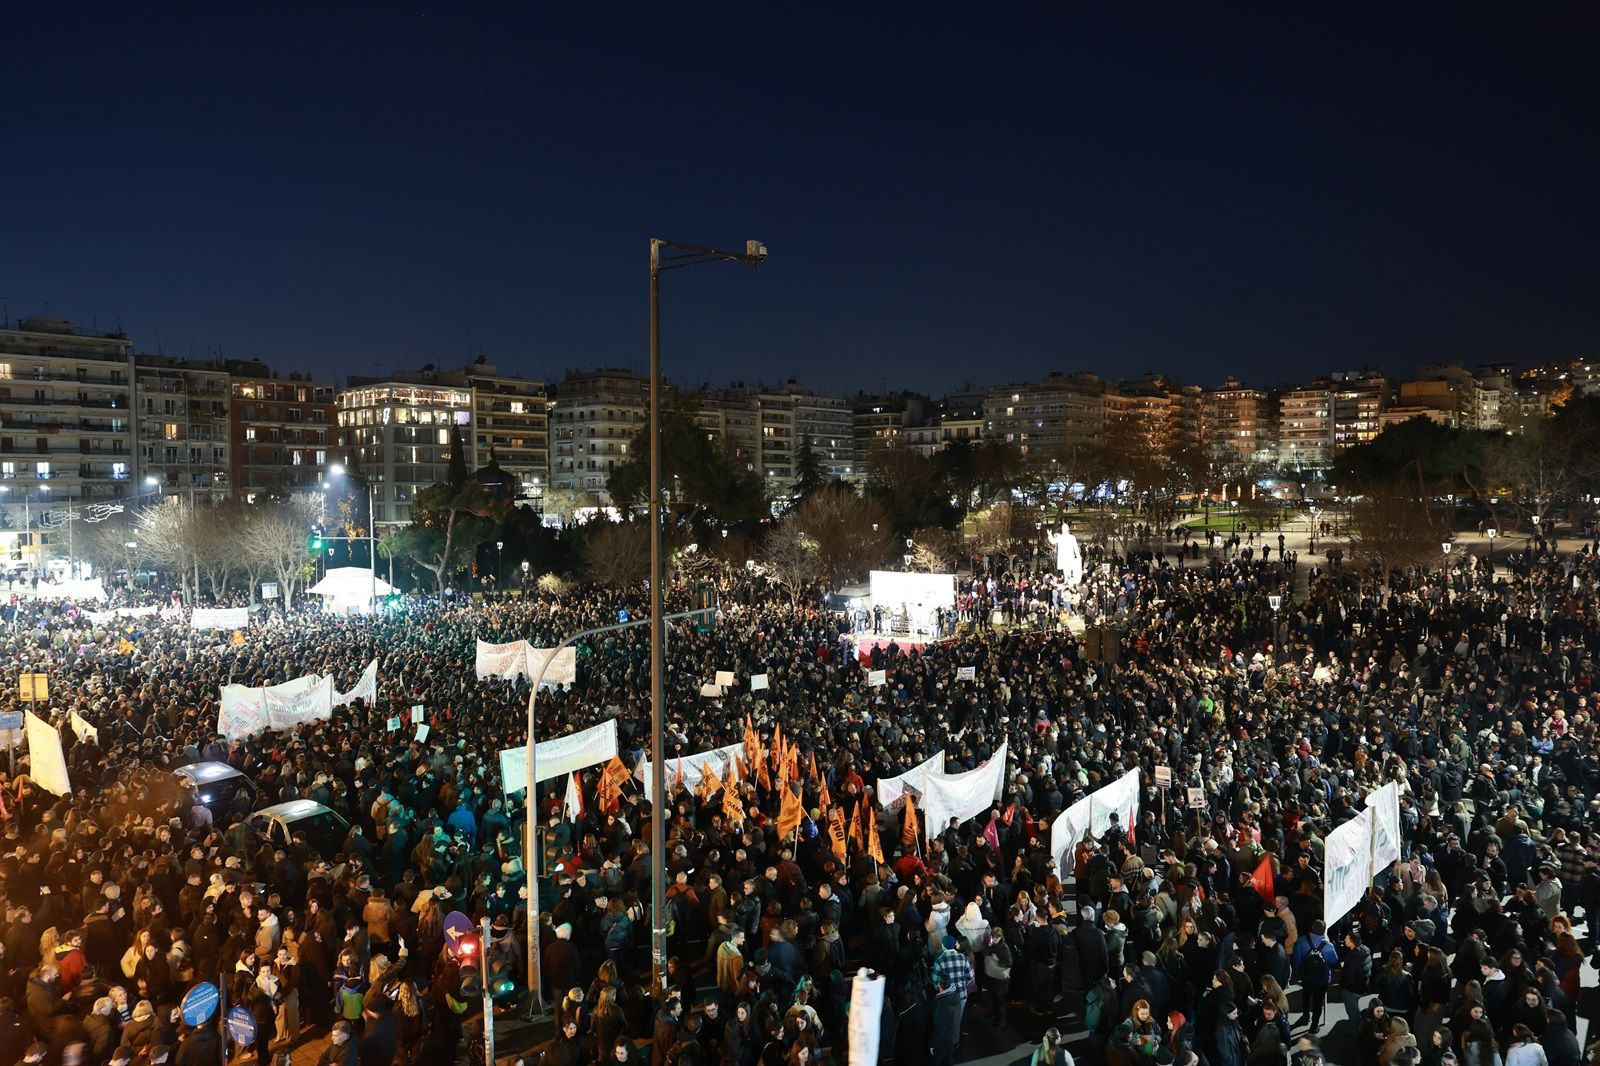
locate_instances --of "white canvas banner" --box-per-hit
[68,711,98,744]
[636,741,743,796]
[267,676,336,732]
[498,718,619,793]
[1365,781,1402,874]
[191,607,250,631]
[218,673,334,740]
[1088,769,1142,841]
[333,659,379,708]
[920,741,1007,836]
[528,646,577,687]
[847,970,885,1066]
[24,711,71,796]
[1323,808,1374,928]
[874,750,945,808]
[1050,795,1096,874]
[476,639,531,680]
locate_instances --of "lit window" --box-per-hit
[291,451,303,465]
[164,423,180,440]
[0,363,10,379]
[510,401,525,414]
[437,429,450,445]
[0,462,13,478]
[36,462,51,478]
[112,462,128,479]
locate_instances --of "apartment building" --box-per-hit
[754,382,854,489]
[1330,370,1390,450]
[1277,383,1335,467]
[226,362,338,501]
[0,319,137,568]
[983,372,1105,456]
[1205,378,1275,467]
[434,361,549,499]
[134,355,232,502]
[549,369,648,505]
[338,374,474,525]
[851,392,927,462]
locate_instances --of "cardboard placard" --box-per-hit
[750,673,770,692]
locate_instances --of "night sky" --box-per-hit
[4,6,1597,395]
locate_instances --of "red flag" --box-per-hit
[982,813,1000,851]
[1250,854,1275,904]
[1001,801,1017,827]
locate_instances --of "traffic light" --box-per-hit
[308,525,324,552]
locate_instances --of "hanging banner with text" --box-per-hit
[1323,808,1374,928]
[498,718,619,793]
[191,607,250,631]
[635,741,743,796]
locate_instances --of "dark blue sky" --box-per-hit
[4,6,1597,394]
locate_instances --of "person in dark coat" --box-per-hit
[652,999,684,1066]
[359,994,399,1066]
[1541,1009,1580,1066]
[1073,907,1110,991]
[545,923,583,1002]
[174,1023,222,1066]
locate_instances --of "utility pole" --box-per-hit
[645,237,766,995]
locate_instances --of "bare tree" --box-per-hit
[759,522,822,604]
[787,483,892,586]
[237,495,319,608]
[906,527,957,572]
[137,497,201,600]
[969,503,1017,560]
[1346,490,1446,581]
[580,520,649,588]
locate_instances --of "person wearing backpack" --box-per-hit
[1293,920,1340,1034]
[1340,931,1373,1031]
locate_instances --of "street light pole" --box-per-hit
[646,237,766,996]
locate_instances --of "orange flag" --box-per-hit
[818,773,833,813]
[782,742,799,783]
[699,761,723,801]
[807,750,819,781]
[866,804,885,864]
[775,783,803,840]
[828,807,848,864]
[757,754,772,793]
[1251,854,1276,904]
[723,781,745,824]
[771,724,784,770]
[850,803,865,851]
[597,757,629,813]
[744,714,758,766]
[901,793,920,847]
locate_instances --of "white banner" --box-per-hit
[1050,795,1096,874]
[847,970,885,1066]
[1365,781,1402,874]
[528,646,577,688]
[87,605,159,625]
[24,711,71,796]
[875,751,945,807]
[1088,769,1141,841]
[498,718,619,793]
[920,741,1008,837]
[191,607,250,631]
[68,711,98,744]
[218,673,335,740]
[636,741,743,796]
[333,659,379,708]
[476,639,530,680]
[1323,808,1373,928]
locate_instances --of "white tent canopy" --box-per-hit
[307,567,394,608]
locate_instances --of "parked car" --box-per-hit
[172,761,259,817]
[246,799,351,859]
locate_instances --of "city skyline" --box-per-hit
[4,7,1597,395]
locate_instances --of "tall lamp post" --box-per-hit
[647,237,766,995]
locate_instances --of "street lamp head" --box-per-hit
[329,463,345,477]
[144,476,160,486]
[745,240,768,262]
[496,541,504,551]
[521,560,530,573]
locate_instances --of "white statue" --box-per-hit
[1048,521,1083,586]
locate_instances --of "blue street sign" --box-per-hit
[227,1005,256,1045]
[443,910,474,958]
[181,982,218,1026]
[0,712,21,731]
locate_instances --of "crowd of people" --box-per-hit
[2,524,1600,1066]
